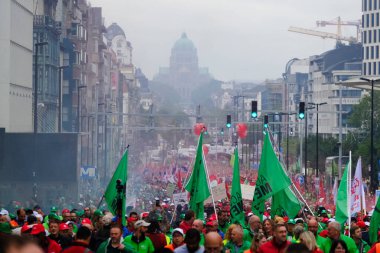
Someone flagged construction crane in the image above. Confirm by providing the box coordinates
[288,26,358,43]
[316,16,361,42]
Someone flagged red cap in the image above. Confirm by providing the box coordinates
[209,214,217,221]
[127,217,138,223]
[21,224,32,233]
[206,221,214,226]
[322,218,329,223]
[283,217,289,223]
[319,230,328,238]
[357,221,366,228]
[62,209,70,214]
[59,223,69,231]
[81,218,92,225]
[30,224,45,235]
[141,212,149,218]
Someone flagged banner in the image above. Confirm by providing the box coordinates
[241,184,255,200]
[205,183,227,204]
[351,157,362,214]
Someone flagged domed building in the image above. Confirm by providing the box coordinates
[106,22,133,67]
[154,33,212,106]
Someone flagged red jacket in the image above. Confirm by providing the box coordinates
[47,238,62,253]
[179,221,192,234]
[62,241,93,253]
[257,239,290,253]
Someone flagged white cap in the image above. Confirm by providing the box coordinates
[0,209,9,216]
[365,221,370,226]
[134,220,151,228]
[172,228,184,236]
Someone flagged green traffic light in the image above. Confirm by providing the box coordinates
[264,123,268,128]
[299,113,305,119]
[226,123,231,128]
[251,112,257,118]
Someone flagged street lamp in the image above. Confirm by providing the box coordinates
[360,77,380,192]
[309,102,327,177]
[33,42,48,133]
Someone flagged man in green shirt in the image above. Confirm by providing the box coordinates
[350,225,370,253]
[321,221,359,253]
[123,220,155,253]
[225,226,250,253]
[307,219,326,249]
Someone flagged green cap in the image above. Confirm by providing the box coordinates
[321,210,327,214]
[48,213,61,221]
[287,219,296,225]
[76,210,84,217]
[180,214,185,219]
[157,215,163,221]
[0,222,12,234]
[50,206,58,213]
[9,214,16,220]
[94,210,103,217]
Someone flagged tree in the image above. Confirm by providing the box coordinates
[345,91,380,173]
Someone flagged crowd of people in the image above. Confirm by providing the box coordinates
[0,201,377,253]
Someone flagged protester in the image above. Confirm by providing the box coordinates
[244,233,266,253]
[263,219,274,239]
[307,219,326,249]
[244,215,261,242]
[204,232,224,253]
[146,220,167,251]
[63,226,93,253]
[165,228,185,251]
[224,224,239,245]
[320,222,357,253]
[330,239,349,253]
[179,210,195,234]
[257,223,290,253]
[97,225,136,253]
[192,219,205,245]
[31,223,62,253]
[174,228,204,253]
[123,220,155,253]
[350,225,370,253]
[299,231,323,253]
[224,226,251,253]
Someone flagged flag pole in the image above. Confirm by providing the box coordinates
[202,144,218,222]
[348,151,352,236]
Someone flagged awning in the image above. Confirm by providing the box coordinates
[338,77,380,91]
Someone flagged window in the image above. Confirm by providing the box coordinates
[364,31,367,43]
[370,0,372,10]
[366,46,369,59]
[362,15,365,28]
[375,30,378,43]
[372,46,374,59]
[370,30,372,43]
[363,62,367,75]
[364,0,367,11]
[377,45,379,58]
[374,62,377,75]
[372,13,375,27]
[367,14,370,28]
[377,13,379,26]
[376,0,378,9]
[369,62,372,75]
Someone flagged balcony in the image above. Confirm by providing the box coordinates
[33,15,61,35]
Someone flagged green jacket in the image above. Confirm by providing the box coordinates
[316,235,327,249]
[321,235,359,253]
[225,240,251,253]
[123,234,155,253]
[355,239,370,253]
[96,238,136,253]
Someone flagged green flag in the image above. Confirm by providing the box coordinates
[252,132,291,217]
[185,133,211,219]
[370,196,380,244]
[335,162,350,227]
[230,148,245,225]
[272,186,302,218]
[104,149,128,226]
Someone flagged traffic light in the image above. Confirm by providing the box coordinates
[226,115,231,128]
[264,115,269,128]
[298,102,305,119]
[220,128,224,135]
[251,101,258,118]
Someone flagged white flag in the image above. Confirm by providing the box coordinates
[332,176,338,204]
[351,157,363,214]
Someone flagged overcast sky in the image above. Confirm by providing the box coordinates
[90,0,361,82]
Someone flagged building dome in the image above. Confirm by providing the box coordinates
[106,22,126,40]
[173,33,195,51]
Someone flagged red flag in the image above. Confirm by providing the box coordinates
[225,182,231,200]
[177,169,182,189]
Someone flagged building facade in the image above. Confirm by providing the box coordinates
[362,0,380,76]
[0,0,34,132]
